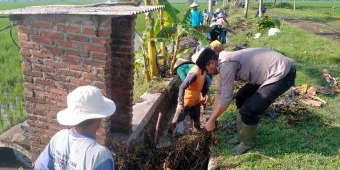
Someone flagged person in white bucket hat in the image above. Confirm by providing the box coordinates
[34,85,117,170]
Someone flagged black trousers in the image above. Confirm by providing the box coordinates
[235,65,296,125]
[177,104,201,125]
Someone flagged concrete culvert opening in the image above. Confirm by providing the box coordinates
[0,147,32,169]
[115,131,212,170]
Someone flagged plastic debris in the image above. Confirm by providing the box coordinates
[268,27,280,36]
[254,33,261,39]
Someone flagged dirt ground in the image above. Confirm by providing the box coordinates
[283,17,340,43]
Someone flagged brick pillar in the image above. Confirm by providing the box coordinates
[110,16,135,133]
[16,14,135,161]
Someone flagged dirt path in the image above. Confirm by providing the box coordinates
[283,17,340,43]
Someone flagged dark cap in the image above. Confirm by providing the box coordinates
[191,47,217,70]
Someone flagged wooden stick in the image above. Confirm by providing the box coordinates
[154,112,163,145]
[310,95,327,104]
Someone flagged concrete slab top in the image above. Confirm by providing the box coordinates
[0,123,29,148]
[132,92,163,132]
[0,3,164,16]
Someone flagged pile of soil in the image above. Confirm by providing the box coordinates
[116,131,212,170]
[268,102,313,126]
[178,36,199,53]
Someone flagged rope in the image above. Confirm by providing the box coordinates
[0,21,19,49]
[0,25,12,32]
[9,21,20,49]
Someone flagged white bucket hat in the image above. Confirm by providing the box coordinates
[57,85,116,126]
[216,18,226,26]
[190,2,199,8]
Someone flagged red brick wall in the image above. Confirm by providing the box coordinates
[17,14,135,161]
[110,16,135,133]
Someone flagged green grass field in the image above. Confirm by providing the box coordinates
[0,15,23,131]
[0,1,340,168]
[270,1,340,28]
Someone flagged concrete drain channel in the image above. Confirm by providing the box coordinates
[116,108,214,170]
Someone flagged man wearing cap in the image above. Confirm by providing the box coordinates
[189,1,203,27]
[34,85,116,170]
[204,48,296,155]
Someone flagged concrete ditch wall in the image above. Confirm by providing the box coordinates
[119,77,179,148]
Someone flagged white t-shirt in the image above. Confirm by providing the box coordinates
[34,129,115,170]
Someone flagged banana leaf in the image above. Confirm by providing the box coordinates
[156,26,177,39]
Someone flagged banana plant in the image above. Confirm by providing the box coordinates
[156,0,180,66]
[157,9,208,75]
[144,0,159,78]
[143,0,207,77]
[142,0,180,79]
[135,45,151,81]
[144,12,159,78]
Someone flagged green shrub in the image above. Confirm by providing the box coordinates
[256,16,275,30]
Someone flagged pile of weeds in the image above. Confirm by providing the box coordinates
[115,131,212,170]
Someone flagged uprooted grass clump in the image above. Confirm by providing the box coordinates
[115,131,212,170]
[269,103,314,126]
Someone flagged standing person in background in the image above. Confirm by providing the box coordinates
[202,48,296,155]
[189,1,203,28]
[34,85,117,170]
[203,9,212,25]
[255,7,267,17]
